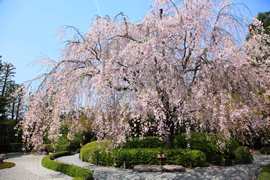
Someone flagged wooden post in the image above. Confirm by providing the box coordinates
[157,154,165,166]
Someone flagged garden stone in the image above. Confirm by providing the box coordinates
[36,145,49,155]
[0,154,7,160]
[133,165,186,172]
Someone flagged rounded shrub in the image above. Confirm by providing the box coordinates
[174,132,218,161]
[80,140,112,163]
[235,146,253,164]
[174,132,239,161]
[258,163,270,180]
[124,136,166,149]
[69,137,80,151]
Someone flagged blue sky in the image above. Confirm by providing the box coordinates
[0,0,269,85]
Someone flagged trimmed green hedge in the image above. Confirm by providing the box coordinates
[80,140,207,168]
[174,132,239,161]
[42,151,93,180]
[258,164,270,180]
[124,137,166,148]
[87,147,206,169]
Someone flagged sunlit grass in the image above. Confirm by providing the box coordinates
[0,162,16,170]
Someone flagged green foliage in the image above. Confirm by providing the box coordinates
[258,163,270,180]
[42,151,93,180]
[260,147,270,154]
[91,148,206,169]
[58,136,69,145]
[68,136,80,151]
[0,120,22,144]
[235,146,253,164]
[80,140,206,169]
[43,144,69,152]
[174,132,239,161]
[124,137,166,148]
[174,132,218,161]
[80,140,112,162]
[0,162,16,169]
[257,11,270,35]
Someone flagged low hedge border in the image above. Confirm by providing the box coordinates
[258,164,270,180]
[89,148,206,169]
[41,151,93,180]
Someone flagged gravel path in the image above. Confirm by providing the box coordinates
[1,152,269,180]
[0,152,73,180]
[56,153,270,180]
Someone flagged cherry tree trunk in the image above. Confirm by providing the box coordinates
[166,122,175,149]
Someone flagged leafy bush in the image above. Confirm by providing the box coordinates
[258,163,270,180]
[91,147,206,169]
[42,151,93,180]
[235,146,253,164]
[174,132,239,161]
[68,136,80,151]
[57,136,80,151]
[80,140,112,162]
[58,136,69,145]
[260,146,270,155]
[43,144,69,152]
[124,137,166,149]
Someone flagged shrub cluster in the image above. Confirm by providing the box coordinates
[80,140,112,162]
[42,151,93,180]
[174,132,239,162]
[235,146,253,164]
[258,163,270,180]
[82,145,206,169]
[113,148,206,168]
[43,144,69,152]
[80,133,251,169]
[259,146,270,155]
[124,137,166,148]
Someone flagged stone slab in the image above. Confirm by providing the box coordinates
[133,165,186,172]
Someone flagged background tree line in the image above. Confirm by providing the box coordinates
[0,55,24,144]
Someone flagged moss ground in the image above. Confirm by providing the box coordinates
[0,162,16,170]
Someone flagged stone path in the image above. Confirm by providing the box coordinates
[56,153,270,180]
[0,153,73,180]
[1,152,269,179]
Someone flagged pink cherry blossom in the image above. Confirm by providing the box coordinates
[18,0,270,150]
